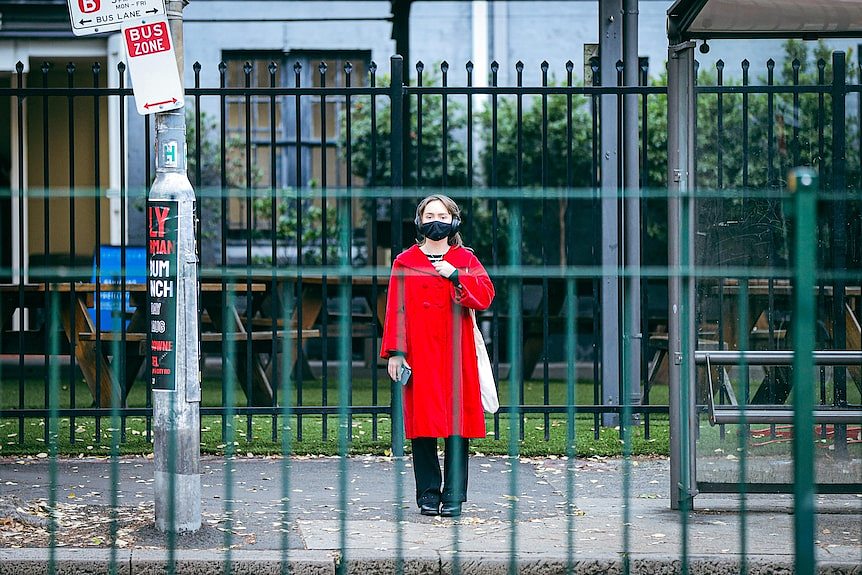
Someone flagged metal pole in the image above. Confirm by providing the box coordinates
[667,41,697,512]
[391,0,412,227]
[389,55,405,457]
[151,0,201,533]
[599,0,622,427]
[830,51,848,457]
[622,0,641,421]
[789,167,818,575]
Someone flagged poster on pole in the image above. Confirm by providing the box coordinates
[122,16,185,116]
[148,201,179,391]
[67,0,165,36]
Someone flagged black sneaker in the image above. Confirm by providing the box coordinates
[420,502,440,516]
[440,502,462,517]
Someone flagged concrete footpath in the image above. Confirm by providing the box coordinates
[0,455,860,574]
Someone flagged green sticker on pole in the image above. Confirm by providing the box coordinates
[148,200,179,391]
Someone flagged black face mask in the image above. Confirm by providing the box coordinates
[419,220,454,241]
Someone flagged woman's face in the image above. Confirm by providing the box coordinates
[421,199,452,224]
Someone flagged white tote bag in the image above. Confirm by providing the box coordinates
[470,309,499,413]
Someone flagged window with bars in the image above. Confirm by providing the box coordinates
[289,51,370,189]
[221,50,370,239]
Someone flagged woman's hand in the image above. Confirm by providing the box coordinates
[432,260,457,279]
[387,355,411,381]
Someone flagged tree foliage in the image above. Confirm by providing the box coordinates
[341,42,860,270]
[693,41,860,270]
[347,72,468,188]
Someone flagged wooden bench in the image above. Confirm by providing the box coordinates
[242,316,376,338]
[486,279,596,379]
[77,328,321,405]
[77,329,322,350]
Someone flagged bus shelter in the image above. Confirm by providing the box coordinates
[666,0,862,510]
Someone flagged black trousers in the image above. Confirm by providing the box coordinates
[411,436,469,507]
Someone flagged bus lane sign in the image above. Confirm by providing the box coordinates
[67,0,165,36]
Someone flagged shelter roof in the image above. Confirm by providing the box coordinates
[668,0,862,41]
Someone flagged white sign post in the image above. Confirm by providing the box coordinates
[122,17,185,116]
[67,0,165,36]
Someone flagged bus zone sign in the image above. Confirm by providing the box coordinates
[122,17,185,115]
[67,0,165,36]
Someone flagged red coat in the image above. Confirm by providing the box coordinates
[380,244,495,439]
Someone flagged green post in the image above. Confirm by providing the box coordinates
[789,167,817,575]
[389,55,405,457]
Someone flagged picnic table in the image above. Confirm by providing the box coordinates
[0,281,292,407]
[709,278,861,404]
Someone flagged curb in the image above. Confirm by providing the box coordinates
[0,549,860,575]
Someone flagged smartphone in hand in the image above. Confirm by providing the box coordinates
[398,365,412,386]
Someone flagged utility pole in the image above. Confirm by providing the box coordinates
[599,0,622,427]
[622,0,642,420]
[150,0,201,533]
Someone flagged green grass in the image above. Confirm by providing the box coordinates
[0,413,670,458]
[6,372,856,460]
[0,375,671,457]
[0,375,672,409]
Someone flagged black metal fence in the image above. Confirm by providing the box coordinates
[1,49,860,453]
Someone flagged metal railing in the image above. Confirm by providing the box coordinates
[0,55,675,447]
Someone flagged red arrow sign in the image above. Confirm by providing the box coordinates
[144,98,178,109]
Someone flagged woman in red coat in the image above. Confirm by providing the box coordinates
[380,194,495,518]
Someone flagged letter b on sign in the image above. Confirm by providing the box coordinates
[78,0,100,13]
